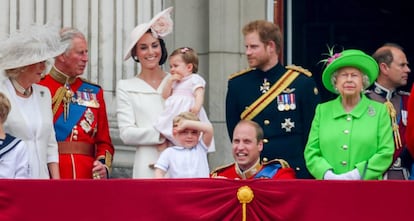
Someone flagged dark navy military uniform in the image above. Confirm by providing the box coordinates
[225,63,320,179]
[366,82,412,179]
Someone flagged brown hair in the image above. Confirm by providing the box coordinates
[372,43,404,67]
[242,20,282,54]
[234,120,264,143]
[170,47,199,73]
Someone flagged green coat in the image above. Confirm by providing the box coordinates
[304,95,394,180]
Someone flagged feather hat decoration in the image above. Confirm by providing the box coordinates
[0,23,69,70]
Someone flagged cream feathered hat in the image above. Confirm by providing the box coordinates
[124,7,173,61]
[0,23,68,70]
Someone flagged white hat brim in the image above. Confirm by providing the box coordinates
[124,7,173,61]
[0,23,68,70]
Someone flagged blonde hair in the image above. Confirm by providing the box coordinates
[0,92,11,124]
[170,47,199,73]
[173,112,200,127]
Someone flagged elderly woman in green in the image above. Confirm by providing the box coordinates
[304,49,394,180]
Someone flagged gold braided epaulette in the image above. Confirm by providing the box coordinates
[210,162,235,175]
[263,158,291,168]
[228,68,253,80]
[286,65,312,77]
[80,78,102,88]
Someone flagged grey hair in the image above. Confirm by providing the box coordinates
[331,70,371,90]
[60,27,86,53]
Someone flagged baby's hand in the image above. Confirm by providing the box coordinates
[171,73,183,81]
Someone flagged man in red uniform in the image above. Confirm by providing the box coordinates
[211,120,295,179]
[39,27,114,179]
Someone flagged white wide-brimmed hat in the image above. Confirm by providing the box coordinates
[0,23,68,70]
[124,7,173,61]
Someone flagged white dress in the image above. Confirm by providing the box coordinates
[154,74,215,152]
[116,74,170,178]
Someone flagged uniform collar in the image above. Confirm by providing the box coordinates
[371,82,396,100]
[235,158,262,179]
[49,66,77,85]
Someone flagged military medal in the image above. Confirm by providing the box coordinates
[283,94,290,111]
[80,119,92,133]
[281,118,295,132]
[76,90,100,108]
[277,95,285,111]
[260,78,270,94]
[84,108,95,125]
[289,93,296,110]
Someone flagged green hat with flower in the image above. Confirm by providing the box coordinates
[321,49,379,93]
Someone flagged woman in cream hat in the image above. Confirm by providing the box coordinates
[116,7,174,178]
[0,23,68,179]
[304,48,394,180]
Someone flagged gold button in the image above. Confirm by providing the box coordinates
[263,138,268,143]
[264,120,270,125]
[341,161,347,166]
[263,157,268,162]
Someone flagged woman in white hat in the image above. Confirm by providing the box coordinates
[0,23,68,179]
[116,7,174,178]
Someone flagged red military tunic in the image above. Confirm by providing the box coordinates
[210,159,295,179]
[39,67,114,179]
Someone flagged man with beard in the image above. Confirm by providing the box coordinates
[225,20,320,179]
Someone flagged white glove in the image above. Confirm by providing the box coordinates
[323,170,342,180]
[341,168,361,180]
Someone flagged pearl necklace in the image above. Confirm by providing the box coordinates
[11,78,32,96]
